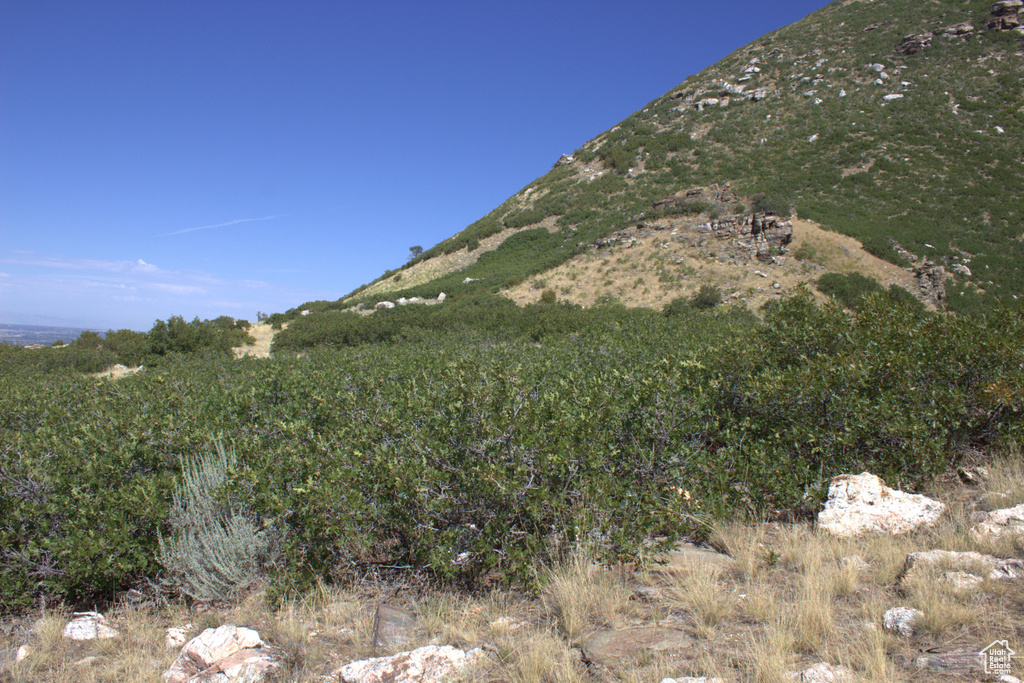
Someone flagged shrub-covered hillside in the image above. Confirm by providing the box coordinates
[2,294,1022,610]
[303,0,1023,317]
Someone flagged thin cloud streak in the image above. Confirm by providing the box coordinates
[162,214,288,236]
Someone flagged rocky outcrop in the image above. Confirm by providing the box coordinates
[988,0,1023,31]
[914,261,946,307]
[899,2,1020,54]
[595,209,792,266]
[817,472,945,537]
[657,184,742,211]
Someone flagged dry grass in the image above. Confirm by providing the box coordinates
[541,548,631,643]
[501,218,923,315]
[667,565,736,638]
[5,450,1023,683]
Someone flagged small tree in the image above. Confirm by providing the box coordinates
[408,245,424,260]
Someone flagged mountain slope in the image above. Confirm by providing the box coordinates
[322,0,1023,316]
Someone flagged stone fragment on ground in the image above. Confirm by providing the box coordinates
[839,555,869,571]
[914,647,985,673]
[650,541,734,578]
[166,624,195,649]
[371,604,420,653]
[334,645,484,683]
[163,625,280,683]
[817,472,944,536]
[883,606,923,637]
[581,627,694,667]
[973,503,1024,539]
[632,585,662,601]
[62,612,118,640]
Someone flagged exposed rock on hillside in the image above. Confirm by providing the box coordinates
[914,261,947,307]
[898,0,1022,54]
[988,0,1023,31]
[817,472,945,536]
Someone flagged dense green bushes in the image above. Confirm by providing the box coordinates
[0,316,253,376]
[2,296,1022,611]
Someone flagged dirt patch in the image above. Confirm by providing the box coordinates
[233,322,279,359]
[502,217,920,313]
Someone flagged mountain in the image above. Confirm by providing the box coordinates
[305,0,1024,317]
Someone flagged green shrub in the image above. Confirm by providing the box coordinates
[540,289,557,304]
[691,285,723,310]
[816,272,882,309]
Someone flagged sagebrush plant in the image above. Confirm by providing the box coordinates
[159,442,278,601]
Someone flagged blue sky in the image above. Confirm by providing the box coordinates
[1,0,829,331]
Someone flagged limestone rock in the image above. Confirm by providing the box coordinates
[163,625,279,683]
[818,472,945,537]
[973,503,1024,539]
[581,627,694,667]
[883,607,923,636]
[335,645,484,683]
[901,549,1024,585]
[62,612,117,641]
[374,301,395,310]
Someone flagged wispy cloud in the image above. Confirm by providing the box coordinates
[0,249,311,330]
[162,214,287,236]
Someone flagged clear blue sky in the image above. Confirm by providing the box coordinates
[1,0,829,331]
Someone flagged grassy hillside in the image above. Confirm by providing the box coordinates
[299,0,1023,317]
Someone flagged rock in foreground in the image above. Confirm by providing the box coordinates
[818,472,944,537]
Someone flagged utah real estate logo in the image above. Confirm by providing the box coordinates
[982,640,1015,677]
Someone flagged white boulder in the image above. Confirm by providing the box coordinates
[336,645,484,683]
[818,472,944,537]
[883,607,923,636]
[62,612,117,641]
[973,503,1024,539]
